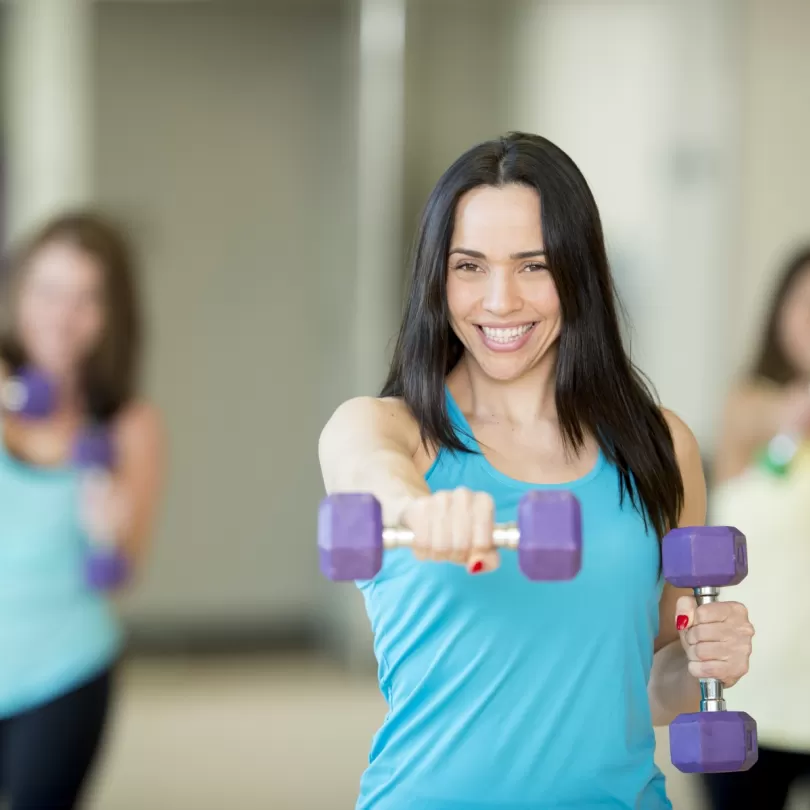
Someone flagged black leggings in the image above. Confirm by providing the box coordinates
[0,668,113,810]
[702,744,810,809]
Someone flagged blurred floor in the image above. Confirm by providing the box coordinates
[85,655,803,810]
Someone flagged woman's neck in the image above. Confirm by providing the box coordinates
[449,351,558,427]
[49,370,85,417]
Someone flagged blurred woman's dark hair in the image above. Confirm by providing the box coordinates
[0,211,143,421]
[750,246,810,386]
[381,131,683,541]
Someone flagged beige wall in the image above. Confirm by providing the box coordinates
[2,0,805,646]
[94,1,356,632]
[735,0,810,373]
[403,0,515,240]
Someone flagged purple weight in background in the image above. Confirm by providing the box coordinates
[72,425,116,470]
[670,711,758,773]
[517,490,582,580]
[6,367,57,418]
[86,548,129,590]
[319,493,383,581]
[662,526,747,589]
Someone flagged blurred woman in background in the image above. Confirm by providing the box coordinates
[706,245,810,809]
[0,212,165,810]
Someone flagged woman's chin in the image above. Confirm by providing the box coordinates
[26,352,76,378]
[471,353,537,382]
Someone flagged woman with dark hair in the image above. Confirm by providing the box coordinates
[0,212,165,809]
[704,246,810,810]
[713,246,810,481]
[319,133,755,809]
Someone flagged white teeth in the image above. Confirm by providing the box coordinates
[480,324,534,343]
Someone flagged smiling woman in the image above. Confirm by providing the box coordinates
[0,212,166,810]
[446,186,559,363]
[318,132,754,810]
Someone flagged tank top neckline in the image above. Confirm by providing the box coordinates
[0,414,75,479]
[442,386,607,491]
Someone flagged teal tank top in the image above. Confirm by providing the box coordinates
[356,390,669,809]
[0,420,123,717]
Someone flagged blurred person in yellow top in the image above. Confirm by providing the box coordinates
[707,245,810,809]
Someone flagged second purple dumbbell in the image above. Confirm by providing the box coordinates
[74,425,130,591]
[318,489,582,581]
[0,366,58,418]
[663,526,758,773]
[0,366,128,589]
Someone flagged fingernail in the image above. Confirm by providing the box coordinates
[676,615,689,631]
[470,560,484,574]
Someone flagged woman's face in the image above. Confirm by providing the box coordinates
[446,183,561,382]
[779,263,810,378]
[16,241,106,377]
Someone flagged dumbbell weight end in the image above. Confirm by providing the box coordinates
[86,548,129,590]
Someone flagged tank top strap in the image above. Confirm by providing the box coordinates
[443,386,480,453]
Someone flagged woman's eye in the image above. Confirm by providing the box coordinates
[456,262,481,272]
[524,263,548,273]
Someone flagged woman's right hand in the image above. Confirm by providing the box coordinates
[401,487,500,574]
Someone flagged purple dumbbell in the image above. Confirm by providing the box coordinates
[0,366,57,418]
[663,526,758,773]
[73,425,129,590]
[72,424,117,470]
[318,489,582,581]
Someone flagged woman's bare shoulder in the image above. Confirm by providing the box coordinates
[112,399,165,449]
[723,378,785,425]
[321,396,422,453]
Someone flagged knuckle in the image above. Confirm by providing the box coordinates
[472,491,495,514]
[433,491,452,510]
[687,661,704,679]
[706,661,724,679]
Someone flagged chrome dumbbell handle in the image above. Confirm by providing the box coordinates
[381,523,520,550]
[694,586,725,712]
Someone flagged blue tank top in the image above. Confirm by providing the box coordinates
[355,390,670,809]
[0,419,123,717]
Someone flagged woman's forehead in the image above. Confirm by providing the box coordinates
[451,185,543,254]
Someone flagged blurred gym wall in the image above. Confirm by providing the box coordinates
[737,0,810,371]
[93,0,357,641]
[1,0,809,659]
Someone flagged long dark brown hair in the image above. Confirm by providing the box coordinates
[382,132,683,540]
[750,246,810,385]
[0,211,143,421]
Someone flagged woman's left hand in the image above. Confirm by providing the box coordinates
[79,473,133,548]
[676,595,755,688]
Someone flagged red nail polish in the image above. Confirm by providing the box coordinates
[470,561,484,574]
[676,615,689,631]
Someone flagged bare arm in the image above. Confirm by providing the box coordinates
[318,396,430,526]
[111,401,167,569]
[648,409,706,726]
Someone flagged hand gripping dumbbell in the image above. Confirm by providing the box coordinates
[318,490,582,581]
[1,366,127,588]
[74,425,130,590]
[662,526,758,773]
[0,366,57,418]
